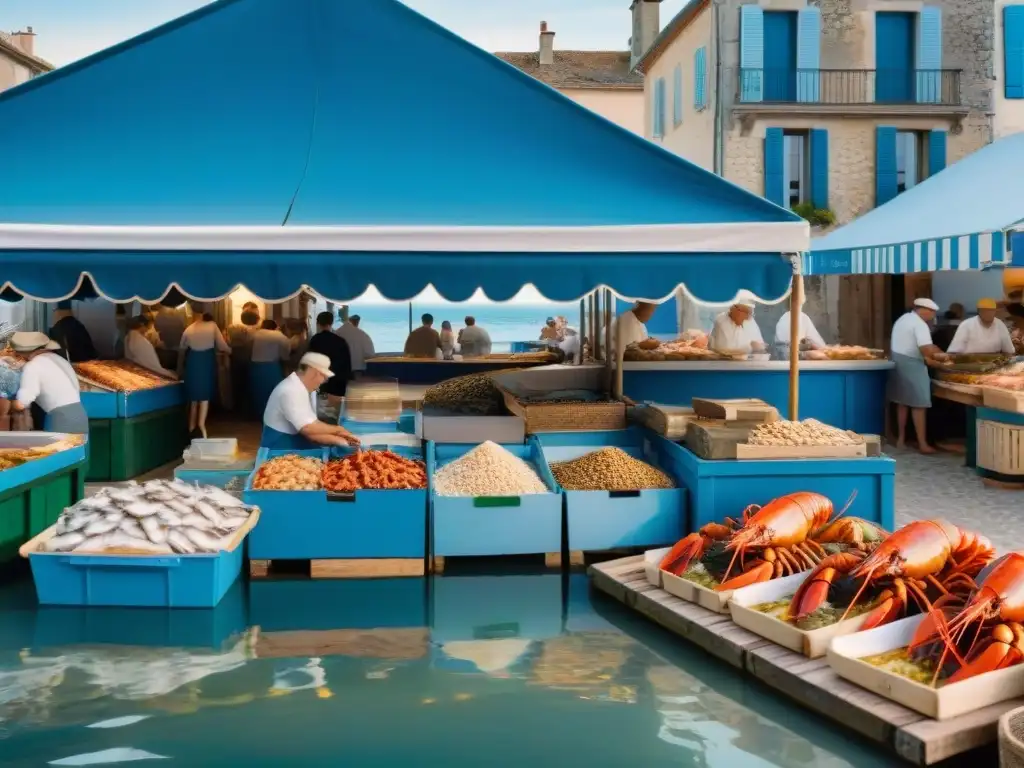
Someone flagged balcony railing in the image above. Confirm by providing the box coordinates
[736,68,962,106]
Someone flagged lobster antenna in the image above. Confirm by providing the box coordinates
[721,539,746,584]
[833,490,858,521]
[836,562,876,623]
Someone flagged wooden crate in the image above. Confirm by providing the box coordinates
[498,387,626,433]
[431,552,563,574]
[982,387,1024,414]
[691,397,779,422]
[976,419,1024,476]
[735,443,867,460]
[249,558,425,580]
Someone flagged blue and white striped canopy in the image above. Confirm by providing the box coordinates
[807,133,1024,276]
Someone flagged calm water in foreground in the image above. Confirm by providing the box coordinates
[0,570,904,767]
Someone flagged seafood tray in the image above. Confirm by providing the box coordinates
[243,446,428,562]
[428,442,562,559]
[644,546,670,588]
[0,433,86,488]
[828,615,1024,720]
[20,509,259,608]
[535,429,686,552]
[662,566,811,614]
[729,571,870,658]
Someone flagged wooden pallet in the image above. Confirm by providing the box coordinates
[249,557,425,580]
[565,547,651,568]
[590,556,1013,766]
[430,552,564,575]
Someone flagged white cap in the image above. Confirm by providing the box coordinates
[913,298,939,311]
[10,331,60,353]
[299,352,334,378]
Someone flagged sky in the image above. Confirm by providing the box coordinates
[2,0,690,66]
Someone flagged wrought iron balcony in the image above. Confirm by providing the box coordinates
[736,68,962,106]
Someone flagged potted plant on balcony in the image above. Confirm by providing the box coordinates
[792,203,836,229]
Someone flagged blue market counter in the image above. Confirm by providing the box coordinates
[623,360,894,435]
[80,382,185,420]
[366,357,551,385]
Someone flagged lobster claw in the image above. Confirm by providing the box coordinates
[788,552,864,619]
[659,534,706,577]
[947,624,1024,684]
[716,560,774,591]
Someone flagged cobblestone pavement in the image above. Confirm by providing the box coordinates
[891,447,1022,553]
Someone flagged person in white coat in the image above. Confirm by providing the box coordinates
[10,332,89,434]
[605,302,656,355]
[774,311,826,349]
[889,298,950,453]
[125,316,177,379]
[946,298,1015,355]
[709,301,765,354]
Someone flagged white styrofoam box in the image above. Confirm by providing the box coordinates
[415,411,525,444]
[828,614,1024,720]
[728,571,869,658]
[644,547,670,588]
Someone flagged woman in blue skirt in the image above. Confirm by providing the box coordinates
[179,311,230,439]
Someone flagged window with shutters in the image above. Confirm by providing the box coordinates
[652,77,666,138]
[895,130,928,194]
[784,131,809,206]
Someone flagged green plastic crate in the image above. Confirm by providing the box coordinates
[0,461,86,566]
[86,405,189,482]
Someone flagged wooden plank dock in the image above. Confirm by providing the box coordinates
[590,555,1020,766]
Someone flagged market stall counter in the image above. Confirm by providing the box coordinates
[622,360,893,435]
[975,393,1024,484]
[75,361,189,481]
[366,353,556,385]
[0,432,87,568]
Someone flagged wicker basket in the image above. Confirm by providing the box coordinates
[499,386,627,433]
[1000,705,1024,767]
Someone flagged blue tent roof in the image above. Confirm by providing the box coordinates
[806,133,1024,276]
[0,0,805,303]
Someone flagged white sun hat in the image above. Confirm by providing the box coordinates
[299,352,334,378]
[10,331,60,353]
[913,297,940,311]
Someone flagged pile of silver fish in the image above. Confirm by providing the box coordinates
[45,479,256,555]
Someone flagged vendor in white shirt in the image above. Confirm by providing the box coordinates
[125,316,178,379]
[888,298,950,454]
[609,302,656,353]
[946,298,1015,355]
[10,332,89,435]
[774,311,826,350]
[709,300,766,354]
[261,352,361,450]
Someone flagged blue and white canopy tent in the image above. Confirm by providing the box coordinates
[806,132,1024,276]
[0,0,809,403]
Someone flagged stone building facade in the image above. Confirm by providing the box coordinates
[0,28,52,92]
[636,0,994,345]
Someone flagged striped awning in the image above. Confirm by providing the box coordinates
[804,231,1007,275]
[809,133,1024,276]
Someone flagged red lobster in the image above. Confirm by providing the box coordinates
[789,520,993,630]
[910,552,1024,684]
[660,491,864,592]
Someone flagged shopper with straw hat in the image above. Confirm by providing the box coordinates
[10,332,89,435]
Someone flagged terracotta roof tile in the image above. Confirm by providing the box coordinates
[495,50,642,90]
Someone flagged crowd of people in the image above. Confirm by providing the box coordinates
[403,314,492,359]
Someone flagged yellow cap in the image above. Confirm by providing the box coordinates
[977,298,998,310]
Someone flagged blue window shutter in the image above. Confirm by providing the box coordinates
[876,126,898,205]
[915,8,942,103]
[810,129,829,209]
[653,77,665,137]
[764,128,785,206]
[928,129,947,177]
[740,6,765,102]
[1005,6,1024,99]
[673,65,683,125]
[796,8,821,102]
[694,47,707,110]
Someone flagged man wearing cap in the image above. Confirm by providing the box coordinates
[889,298,950,453]
[947,299,1015,356]
[709,300,766,355]
[10,332,89,435]
[261,352,360,450]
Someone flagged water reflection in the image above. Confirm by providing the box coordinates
[0,572,903,766]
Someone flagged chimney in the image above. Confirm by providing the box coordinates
[10,27,35,57]
[539,21,555,66]
[629,1,662,69]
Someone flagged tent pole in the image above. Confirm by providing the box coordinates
[594,290,602,361]
[408,302,412,335]
[579,298,585,365]
[788,271,802,420]
[588,293,596,361]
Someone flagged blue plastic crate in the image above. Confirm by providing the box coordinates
[535,428,687,552]
[243,446,427,561]
[80,391,118,419]
[25,541,247,608]
[428,441,562,558]
[249,578,428,631]
[120,383,185,418]
[430,572,564,642]
[31,581,247,649]
[660,436,896,532]
[0,436,87,493]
